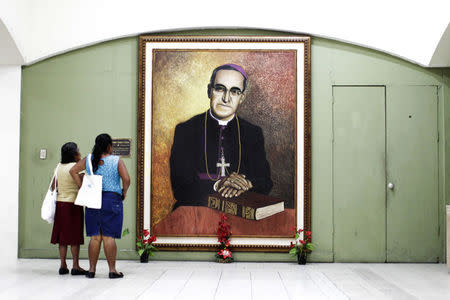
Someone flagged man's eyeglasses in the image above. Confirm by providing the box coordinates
[212,85,243,97]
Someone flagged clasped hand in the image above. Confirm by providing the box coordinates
[217,172,253,198]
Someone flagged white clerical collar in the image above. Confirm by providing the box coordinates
[209,110,234,126]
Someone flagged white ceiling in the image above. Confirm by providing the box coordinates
[0,0,449,67]
[0,19,23,65]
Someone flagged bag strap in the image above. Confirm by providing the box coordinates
[87,154,95,175]
[48,163,60,191]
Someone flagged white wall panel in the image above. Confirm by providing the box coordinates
[0,66,21,268]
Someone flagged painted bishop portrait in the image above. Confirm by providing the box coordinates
[169,64,273,211]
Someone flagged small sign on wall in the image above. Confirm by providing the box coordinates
[112,138,131,157]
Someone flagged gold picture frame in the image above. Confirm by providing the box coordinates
[137,35,311,252]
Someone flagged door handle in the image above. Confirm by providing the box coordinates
[388,182,394,190]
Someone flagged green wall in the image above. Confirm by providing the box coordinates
[310,39,446,262]
[445,68,450,206]
[19,30,449,262]
[20,38,139,259]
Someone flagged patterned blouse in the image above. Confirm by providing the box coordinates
[86,155,122,195]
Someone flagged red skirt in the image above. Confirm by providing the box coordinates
[51,202,84,245]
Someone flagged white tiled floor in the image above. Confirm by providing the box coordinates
[1,259,449,299]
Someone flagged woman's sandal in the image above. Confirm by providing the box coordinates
[85,272,95,278]
[109,272,124,279]
[71,268,88,276]
[58,267,69,275]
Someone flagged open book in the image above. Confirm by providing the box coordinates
[207,191,285,220]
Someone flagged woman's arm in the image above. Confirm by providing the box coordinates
[51,177,57,191]
[70,157,87,188]
[118,159,130,200]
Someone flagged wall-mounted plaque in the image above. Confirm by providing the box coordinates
[112,138,131,157]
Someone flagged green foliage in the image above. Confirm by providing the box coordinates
[289,228,315,257]
[289,248,298,255]
[136,230,158,258]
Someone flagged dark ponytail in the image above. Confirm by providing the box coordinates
[91,133,112,172]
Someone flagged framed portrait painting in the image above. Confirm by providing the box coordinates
[137,35,311,251]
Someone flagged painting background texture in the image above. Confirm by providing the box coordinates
[151,50,296,227]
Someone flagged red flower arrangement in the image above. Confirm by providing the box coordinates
[217,249,232,258]
[215,213,233,263]
[289,227,315,263]
[136,229,158,260]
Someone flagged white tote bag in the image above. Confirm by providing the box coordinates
[41,164,59,224]
[74,154,102,209]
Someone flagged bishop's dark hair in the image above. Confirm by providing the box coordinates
[91,133,112,172]
[61,142,79,164]
[207,65,247,98]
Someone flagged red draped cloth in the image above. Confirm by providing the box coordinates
[153,206,295,236]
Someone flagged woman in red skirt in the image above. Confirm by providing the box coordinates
[50,142,87,275]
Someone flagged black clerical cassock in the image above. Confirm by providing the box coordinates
[170,111,273,210]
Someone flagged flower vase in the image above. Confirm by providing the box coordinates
[297,252,307,265]
[217,258,229,263]
[140,251,149,263]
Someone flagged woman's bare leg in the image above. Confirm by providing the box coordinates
[59,245,68,269]
[88,235,102,273]
[102,236,118,273]
[70,245,84,270]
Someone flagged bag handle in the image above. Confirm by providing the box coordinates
[48,163,60,191]
[87,153,95,175]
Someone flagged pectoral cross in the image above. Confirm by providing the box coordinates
[216,154,230,177]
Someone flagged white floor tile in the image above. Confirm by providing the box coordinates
[215,269,252,300]
[308,269,349,299]
[137,268,192,299]
[251,270,289,300]
[176,270,222,300]
[279,270,329,299]
[2,260,449,300]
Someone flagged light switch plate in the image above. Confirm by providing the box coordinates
[40,149,47,160]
